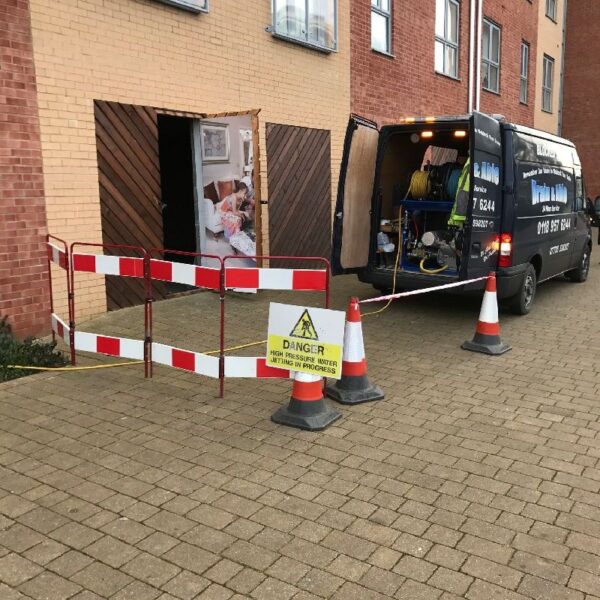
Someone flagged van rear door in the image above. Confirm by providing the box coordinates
[462,112,503,279]
[332,116,379,275]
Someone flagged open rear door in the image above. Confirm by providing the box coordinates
[332,116,380,275]
[462,111,503,278]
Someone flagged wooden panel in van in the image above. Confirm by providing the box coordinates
[339,125,379,269]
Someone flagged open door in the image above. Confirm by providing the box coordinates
[332,116,380,275]
[462,111,503,278]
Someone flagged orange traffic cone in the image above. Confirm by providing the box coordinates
[272,372,341,431]
[462,273,511,355]
[325,297,384,405]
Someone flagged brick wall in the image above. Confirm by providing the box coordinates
[351,0,537,126]
[0,0,50,337]
[28,0,350,321]
[562,0,600,198]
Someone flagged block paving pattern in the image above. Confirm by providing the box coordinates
[1,265,600,599]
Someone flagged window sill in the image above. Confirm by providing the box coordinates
[435,70,461,83]
[542,108,554,114]
[154,0,208,13]
[520,101,528,106]
[483,87,501,97]
[545,14,558,23]
[269,30,336,54]
[371,48,395,59]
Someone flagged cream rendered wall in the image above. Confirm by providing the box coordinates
[29,0,350,319]
[534,0,565,134]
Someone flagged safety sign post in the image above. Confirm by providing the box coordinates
[266,303,345,379]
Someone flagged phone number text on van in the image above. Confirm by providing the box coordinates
[537,217,571,236]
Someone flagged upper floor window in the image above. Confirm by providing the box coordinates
[542,54,555,112]
[371,0,392,55]
[520,41,529,104]
[546,0,557,21]
[435,0,460,78]
[272,0,337,52]
[155,0,208,12]
[482,19,501,93]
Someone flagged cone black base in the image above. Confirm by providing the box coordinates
[462,335,511,355]
[326,374,384,405]
[271,398,341,431]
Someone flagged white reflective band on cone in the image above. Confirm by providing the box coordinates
[479,291,499,324]
[343,321,365,363]
[295,371,320,383]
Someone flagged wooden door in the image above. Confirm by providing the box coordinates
[94,101,166,309]
[266,124,331,266]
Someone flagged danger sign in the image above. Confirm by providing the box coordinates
[267,303,345,379]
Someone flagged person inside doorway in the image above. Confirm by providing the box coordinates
[219,182,250,239]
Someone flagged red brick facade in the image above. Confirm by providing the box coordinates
[0,0,50,337]
[562,1,600,198]
[351,0,537,126]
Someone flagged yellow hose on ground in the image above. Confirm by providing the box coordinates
[4,361,143,372]
[419,258,449,274]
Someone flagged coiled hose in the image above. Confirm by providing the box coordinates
[446,168,462,200]
[407,170,430,199]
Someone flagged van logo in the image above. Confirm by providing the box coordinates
[531,180,568,206]
[536,143,557,159]
[474,161,499,185]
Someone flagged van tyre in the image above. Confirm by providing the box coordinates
[509,264,537,315]
[566,245,591,283]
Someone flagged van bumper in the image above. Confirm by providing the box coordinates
[496,264,527,299]
[357,269,486,295]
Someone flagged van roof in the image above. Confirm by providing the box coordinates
[504,122,576,149]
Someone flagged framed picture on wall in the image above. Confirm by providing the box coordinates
[201,122,230,163]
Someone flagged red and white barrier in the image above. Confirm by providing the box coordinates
[149,259,220,290]
[225,268,327,291]
[152,343,220,378]
[72,253,145,278]
[74,331,145,360]
[51,313,70,345]
[47,243,68,270]
[224,357,290,379]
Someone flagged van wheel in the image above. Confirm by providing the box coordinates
[509,264,537,315]
[566,245,591,283]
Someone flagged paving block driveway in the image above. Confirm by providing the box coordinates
[1,261,600,600]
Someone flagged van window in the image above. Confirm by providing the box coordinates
[575,176,585,212]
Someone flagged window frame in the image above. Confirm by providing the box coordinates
[542,54,555,113]
[520,41,529,104]
[371,0,393,56]
[434,0,460,79]
[545,0,557,22]
[271,0,338,53]
[154,0,208,13]
[482,18,501,94]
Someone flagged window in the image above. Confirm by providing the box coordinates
[546,0,557,21]
[371,0,392,55]
[435,0,460,78]
[155,0,208,12]
[272,0,337,52]
[575,175,585,212]
[482,19,501,93]
[520,42,529,104]
[542,54,554,112]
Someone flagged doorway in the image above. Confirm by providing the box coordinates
[158,115,197,263]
